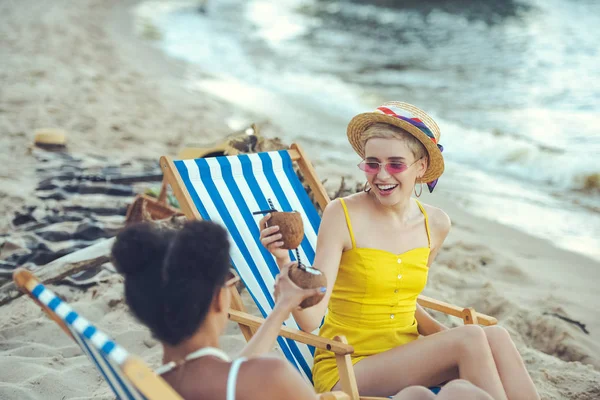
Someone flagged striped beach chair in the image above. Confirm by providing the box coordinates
[159,143,497,400]
[13,269,182,400]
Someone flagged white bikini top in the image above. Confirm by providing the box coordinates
[156,347,247,400]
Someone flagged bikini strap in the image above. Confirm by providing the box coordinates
[339,199,356,249]
[227,357,247,400]
[415,199,431,248]
[155,347,230,375]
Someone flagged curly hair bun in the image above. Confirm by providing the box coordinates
[165,221,230,280]
[111,223,171,276]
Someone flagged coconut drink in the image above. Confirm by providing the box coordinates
[253,199,304,249]
[269,211,304,249]
[288,260,327,309]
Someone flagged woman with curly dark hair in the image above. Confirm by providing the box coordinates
[111,219,329,400]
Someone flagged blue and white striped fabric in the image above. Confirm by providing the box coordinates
[30,282,146,400]
[174,150,322,382]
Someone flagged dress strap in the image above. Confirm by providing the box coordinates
[415,199,431,248]
[339,199,356,249]
[227,357,247,400]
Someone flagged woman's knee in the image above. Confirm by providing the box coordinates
[391,386,436,400]
[438,380,493,400]
[484,325,512,347]
[454,325,488,353]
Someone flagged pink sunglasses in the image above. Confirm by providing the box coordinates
[358,158,421,175]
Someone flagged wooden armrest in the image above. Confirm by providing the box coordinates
[228,310,354,355]
[417,295,497,326]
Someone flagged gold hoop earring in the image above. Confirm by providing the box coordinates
[363,182,371,193]
[414,182,423,198]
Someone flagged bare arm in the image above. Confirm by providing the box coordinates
[258,199,348,333]
[238,303,294,358]
[416,303,449,335]
[416,206,452,335]
[289,199,347,332]
[239,262,325,357]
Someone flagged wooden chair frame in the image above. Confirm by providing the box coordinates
[159,143,497,400]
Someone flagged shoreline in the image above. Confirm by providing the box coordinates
[1,1,599,399]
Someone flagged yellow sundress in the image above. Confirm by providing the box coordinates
[312,198,431,393]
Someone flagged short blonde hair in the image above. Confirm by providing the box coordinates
[361,123,427,160]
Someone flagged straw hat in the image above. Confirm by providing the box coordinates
[347,101,444,185]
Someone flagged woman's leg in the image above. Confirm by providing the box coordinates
[483,326,540,400]
[391,386,436,400]
[333,325,508,400]
[437,379,494,400]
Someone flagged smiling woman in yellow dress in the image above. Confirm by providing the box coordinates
[259,102,539,400]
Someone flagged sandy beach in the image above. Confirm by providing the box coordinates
[1,0,599,399]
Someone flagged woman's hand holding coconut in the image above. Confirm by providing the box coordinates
[274,262,327,311]
[259,213,291,264]
[241,260,326,358]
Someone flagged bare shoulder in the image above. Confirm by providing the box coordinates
[239,355,288,376]
[421,203,451,236]
[340,191,368,208]
[322,193,367,224]
[320,197,351,249]
[238,357,314,400]
[323,196,344,218]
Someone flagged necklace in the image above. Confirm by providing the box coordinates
[155,347,230,375]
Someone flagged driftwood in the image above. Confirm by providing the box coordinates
[0,215,190,306]
[544,312,590,335]
[0,238,115,306]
